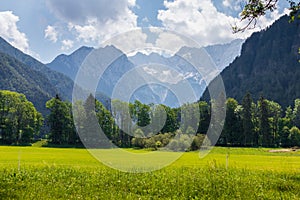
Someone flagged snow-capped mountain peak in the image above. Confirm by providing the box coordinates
[47,39,244,107]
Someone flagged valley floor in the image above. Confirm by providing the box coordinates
[1,147,300,199]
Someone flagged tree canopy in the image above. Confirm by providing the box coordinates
[0,90,43,144]
[46,95,77,145]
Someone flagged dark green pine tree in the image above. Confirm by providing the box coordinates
[83,94,103,148]
[46,95,74,144]
[198,101,210,134]
[96,101,112,137]
[221,98,238,146]
[242,92,255,146]
[259,96,272,147]
[161,105,179,133]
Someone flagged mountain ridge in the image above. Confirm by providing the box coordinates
[48,40,244,107]
[47,46,94,81]
[0,52,56,115]
[201,15,300,107]
[0,37,75,101]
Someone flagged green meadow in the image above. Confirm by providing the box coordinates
[1,146,300,199]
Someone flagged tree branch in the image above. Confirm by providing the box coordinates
[232,0,300,33]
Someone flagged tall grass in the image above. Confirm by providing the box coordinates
[1,166,300,199]
[1,147,300,199]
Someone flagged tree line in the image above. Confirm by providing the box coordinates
[221,93,300,147]
[1,90,300,149]
[45,92,300,149]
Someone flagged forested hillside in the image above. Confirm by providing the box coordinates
[0,52,56,115]
[202,15,300,107]
[0,37,75,101]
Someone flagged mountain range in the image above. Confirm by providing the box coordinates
[0,14,298,112]
[46,39,244,107]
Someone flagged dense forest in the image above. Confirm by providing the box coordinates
[0,37,75,102]
[0,52,56,115]
[202,15,300,107]
[1,90,300,150]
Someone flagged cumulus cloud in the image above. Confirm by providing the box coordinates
[102,28,153,55]
[69,13,138,44]
[153,29,198,54]
[61,39,74,50]
[70,19,99,43]
[222,0,244,11]
[46,0,138,45]
[158,0,288,46]
[46,0,135,24]
[43,0,287,56]
[127,0,136,7]
[0,11,29,52]
[158,0,237,46]
[44,25,58,43]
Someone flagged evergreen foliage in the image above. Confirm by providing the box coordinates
[202,15,300,107]
[0,37,75,101]
[0,52,56,115]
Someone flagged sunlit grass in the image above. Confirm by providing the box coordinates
[1,146,300,199]
[1,146,300,171]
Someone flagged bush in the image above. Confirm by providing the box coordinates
[190,134,206,151]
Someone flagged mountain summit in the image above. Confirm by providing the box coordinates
[47,46,94,81]
[48,40,243,107]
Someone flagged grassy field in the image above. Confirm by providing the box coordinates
[1,146,300,199]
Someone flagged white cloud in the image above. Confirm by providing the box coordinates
[43,0,287,57]
[158,0,238,46]
[69,12,138,45]
[70,19,99,43]
[222,0,243,11]
[128,0,136,7]
[158,0,288,47]
[142,17,149,23]
[44,25,58,43]
[222,0,230,7]
[102,28,153,55]
[46,0,135,24]
[0,11,29,52]
[46,0,138,46]
[154,31,197,54]
[61,39,74,50]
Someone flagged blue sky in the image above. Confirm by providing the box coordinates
[0,0,289,63]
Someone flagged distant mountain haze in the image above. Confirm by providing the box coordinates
[47,39,244,107]
[47,46,94,81]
